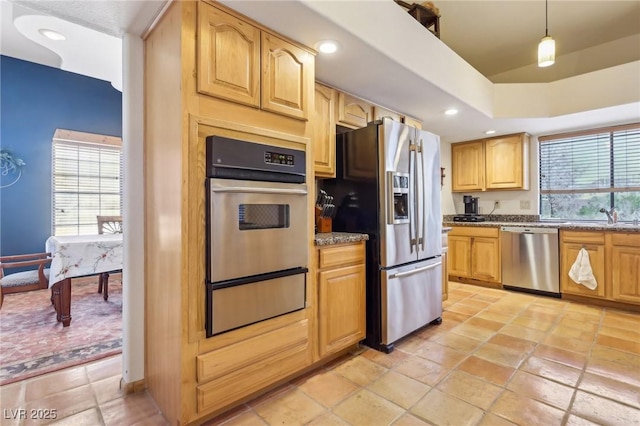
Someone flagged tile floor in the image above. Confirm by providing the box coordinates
[1,282,639,426]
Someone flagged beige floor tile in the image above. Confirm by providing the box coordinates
[471,292,504,303]
[543,334,593,355]
[367,371,430,409]
[595,333,640,355]
[434,332,484,354]
[253,388,325,425]
[393,356,450,386]
[475,310,514,324]
[558,316,599,333]
[507,370,575,410]
[0,381,24,409]
[589,344,640,367]
[200,404,249,425]
[220,410,266,426]
[23,385,97,426]
[246,384,294,408]
[550,324,597,342]
[518,310,559,324]
[413,341,468,368]
[521,356,582,387]
[456,298,492,310]
[306,411,349,426]
[86,355,122,383]
[488,333,537,353]
[578,372,640,409]
[333,389,404,425]
[585,357,640,388]
[511,315,555,332]
[446,303,484,317]
[485,304,525,317]
[131,412,170,425]
[601,312,640,332]
[571,390,640,425]
[391,413,431,426]
[25,365,89,401]
[361,348,411,369]
[565,302,604,318]
[332,355,387,387]
[456,355,515,386]
[395,335,427,354]
[441,310,472,323]
[91,375,125,405]
[490,389,565,425]
[533,344,588,370]
[465,316,505,331]
[99,392,161,426]
[474,342,528,368]
[49,408,102,425]
[564,414,603,426]
[296,370,358,408]
[499,323,547,342]
[436,370,503,410]
[411,388,484,425]
[450,323,497,340]
[477,413,517,426]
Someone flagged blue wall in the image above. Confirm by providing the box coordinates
[0,55,122,256]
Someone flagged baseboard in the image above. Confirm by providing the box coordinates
[120,377,146,395]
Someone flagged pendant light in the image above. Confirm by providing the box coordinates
[538,0,555,67]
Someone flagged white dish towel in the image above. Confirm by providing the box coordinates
[568,248,597,290]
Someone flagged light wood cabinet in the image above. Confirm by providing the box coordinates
[197,3,260,107]
[312,83,336,177]
[451,141,484,192]
[197,1,313,120]
[447,227,500,283]
[451,133,529,192]
[373,105,403,122]
[610,233,640,304]
[560,231,640,307]
[560,236,606,299]
[403,116,423,129]
[316,242,366,358]
[337,92,373,129]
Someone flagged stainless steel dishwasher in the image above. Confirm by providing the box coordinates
[500,226,560,296]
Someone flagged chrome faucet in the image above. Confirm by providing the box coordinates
[599,207,616,224]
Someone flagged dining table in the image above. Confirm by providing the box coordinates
[46,234,123,327]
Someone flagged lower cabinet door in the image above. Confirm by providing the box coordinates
[470,237,500,282]
[448,236,471,277]
[560,243,606,298]
[318,264,365,357]
[611,245,640,304]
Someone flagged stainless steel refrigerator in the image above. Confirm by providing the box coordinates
[326,118,442,353]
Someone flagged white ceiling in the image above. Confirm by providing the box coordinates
[1,0,639,144]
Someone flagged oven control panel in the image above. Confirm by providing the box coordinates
[265,151,295,166]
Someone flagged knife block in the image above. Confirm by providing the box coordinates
[315,206,332,233]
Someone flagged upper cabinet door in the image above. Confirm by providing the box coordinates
[451,141,484,192]
[261,32,313,121]
[313,83,337,178]
[373,106,402,122]
[485,134,529,190]
[337,92,373,129]
[403,116,423,129]
[197,3,260,107]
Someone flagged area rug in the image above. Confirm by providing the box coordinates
[0,274,122,385]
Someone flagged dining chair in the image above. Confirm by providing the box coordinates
[0,253,52,300]
[96,215,123,300]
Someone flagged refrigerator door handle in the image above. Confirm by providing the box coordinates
[390,261,442,278]
[418,138,426,250]
[409,141,418,252]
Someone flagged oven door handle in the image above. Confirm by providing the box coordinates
[211,187,308,195]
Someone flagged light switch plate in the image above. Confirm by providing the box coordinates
[520,200,531,209]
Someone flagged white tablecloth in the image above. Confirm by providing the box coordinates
[45,234,123,288]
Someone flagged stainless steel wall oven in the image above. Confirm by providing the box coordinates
[205,136,308,337]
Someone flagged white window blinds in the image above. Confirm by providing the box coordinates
[52,129,123,236]
[539,124,640,221]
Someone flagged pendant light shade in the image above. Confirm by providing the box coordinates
[538,35,555,67]
[538,0,555,67]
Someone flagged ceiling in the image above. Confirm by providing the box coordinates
[1,0,639,143]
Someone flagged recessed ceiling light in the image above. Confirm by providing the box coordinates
[315,40,338,54]
[444,108,458,116]
[485,130,496,135]
[38,28,66,41]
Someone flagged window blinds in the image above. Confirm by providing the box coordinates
[52,135,122,236]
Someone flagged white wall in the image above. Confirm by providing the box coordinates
[440,137,540,216]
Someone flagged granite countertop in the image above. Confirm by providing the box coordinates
[314,232,369,246]
[443,220,640,233]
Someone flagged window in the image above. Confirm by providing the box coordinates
[539,123,640,222]
[52,129,122,236]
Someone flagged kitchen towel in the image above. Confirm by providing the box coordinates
[568,248,597,290]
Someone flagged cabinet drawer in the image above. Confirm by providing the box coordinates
[611,232,640,247]
[318,242,365,269]
[448,226,499,238]
[561,231,605,245]
[197,319,308,383]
